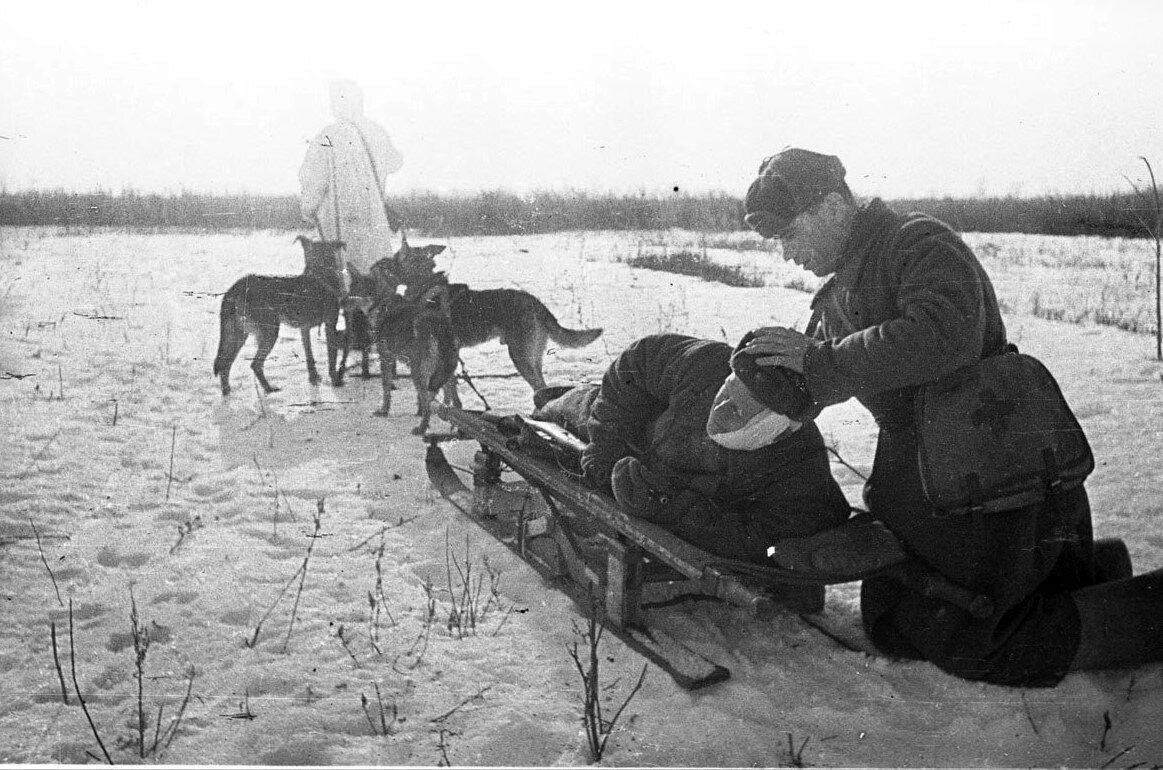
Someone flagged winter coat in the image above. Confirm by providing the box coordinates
[803,199,1097,687]
[299,116,403,273]
[569,334,851,562]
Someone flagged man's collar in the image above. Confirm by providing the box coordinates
[818,199,898,293]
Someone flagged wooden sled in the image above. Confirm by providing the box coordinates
[423,404,992,689]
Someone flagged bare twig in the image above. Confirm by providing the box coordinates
[130,587,151,759]
[159,666,195,750]
[336,624,360,664]
[1140,157,1162,361]
[826,445,868,482]
[221,689,257,720]
[567,598,647,762]
[282,500,325,653]
[1020,691,1040,736]
[251,453,285,536]
[243,498,323,647]
[50,622,70,704]
[368,528,396,653]
[344,516,418,554]
[430,685,493,723]
[436,728,455,767]
[360,693,381,735]
[245,563,306,648]
[392,580,437,674]
[1100,746,1135,769]
[30,517,64,606]
[784,732,811,768]
[164,424,176,502]
[68,599,113,764]
[361,683,399,736]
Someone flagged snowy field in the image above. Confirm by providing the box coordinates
[1,226,1161,766]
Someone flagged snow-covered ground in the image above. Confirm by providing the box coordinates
[1,227,1161,766]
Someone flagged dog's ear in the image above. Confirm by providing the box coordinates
[294,235,311,248]
[425,245,447,257]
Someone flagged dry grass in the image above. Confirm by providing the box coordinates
[965,232,1159,335]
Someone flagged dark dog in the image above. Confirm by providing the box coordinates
[443,284,603,397]
[347,257,458,434]
[213,236,348,395]
[338,236,448,380]
[386,238,604,399]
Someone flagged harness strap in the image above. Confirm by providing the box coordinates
[307,270,347,302]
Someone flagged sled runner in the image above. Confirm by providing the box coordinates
[423,404,993,689]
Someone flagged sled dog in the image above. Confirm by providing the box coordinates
[383,237,604,398]
[212,236,348,395]
[350,257,458,434]
[443,282,604,397]
[338,238,449,380]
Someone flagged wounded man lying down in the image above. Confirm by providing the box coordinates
[531,333,852,610]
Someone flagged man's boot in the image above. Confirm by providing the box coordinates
[1093,537,1133,583]
[765,583,826,614]
[1069,567,1163,671]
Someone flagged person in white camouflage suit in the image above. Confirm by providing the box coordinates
[299,79,404,274]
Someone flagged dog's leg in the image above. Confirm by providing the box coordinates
[335,336,350,387]
[507,333,550,392]
[373,339,395,417]
[325,317,344,387]
[251,324,281,394]
[214,326,247,397]
[442,375,462,409]
[213,293,249,396]
[413,373,432,435]
[350,309,374,379]
[300,327,321,386]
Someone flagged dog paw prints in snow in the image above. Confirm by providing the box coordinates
[150,589,200,606]
[47,601,108,624]
[106,620,173,652]
[218,607,255,627]
[96,545,152,568]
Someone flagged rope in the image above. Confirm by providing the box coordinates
[455,358,491,411]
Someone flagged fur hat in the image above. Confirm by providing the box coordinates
[743,148,847,237]
[728,331,818,422]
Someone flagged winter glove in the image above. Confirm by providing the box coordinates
[730,330,818,422]
[765,514,908,581]
[610,457,679,522]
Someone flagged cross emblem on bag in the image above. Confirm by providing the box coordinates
[970,387,1017,438]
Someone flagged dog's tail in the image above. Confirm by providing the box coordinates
[535,301,603,348]
[212,284,243,377]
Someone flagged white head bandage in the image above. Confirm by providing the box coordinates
[706,374,798,451]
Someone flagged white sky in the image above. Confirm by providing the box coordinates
[2,0,1161,198]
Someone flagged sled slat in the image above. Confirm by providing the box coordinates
[424,438,733,689]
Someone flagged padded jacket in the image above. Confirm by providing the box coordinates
[574,334,851,561]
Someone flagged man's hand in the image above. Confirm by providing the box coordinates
[610,457,674,521]
[737,326,813,374]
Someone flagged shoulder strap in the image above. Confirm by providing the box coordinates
[804,305,823,338]
[341,119,389,208]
